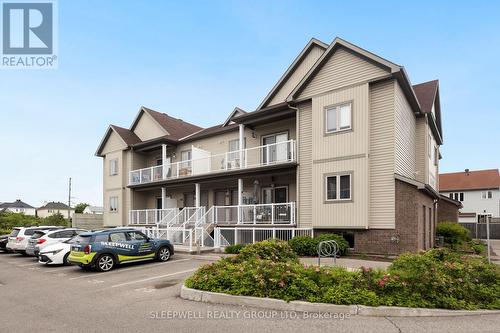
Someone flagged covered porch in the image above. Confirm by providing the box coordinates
[129,168,297,226]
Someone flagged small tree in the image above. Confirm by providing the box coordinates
[74,203,89,214]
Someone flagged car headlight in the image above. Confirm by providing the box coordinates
[41,249,63,255]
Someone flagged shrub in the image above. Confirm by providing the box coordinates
[288,234,349,256]
[437,222,471,248]
[236,239,298,263]
[186,241,500,310]
[224,244,246,254]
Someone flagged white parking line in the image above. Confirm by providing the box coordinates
[68,258,191,280]
[110,268,197,288]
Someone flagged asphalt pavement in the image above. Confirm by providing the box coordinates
[1,251,499,333]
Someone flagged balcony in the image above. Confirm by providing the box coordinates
[129,202,296,226]
[129,140,296,186]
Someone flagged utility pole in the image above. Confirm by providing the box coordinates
[68,177,72,225]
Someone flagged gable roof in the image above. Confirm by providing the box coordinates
[413,80,443,141]
[130,106,202,141]
[95,125,140,157]
[38,201,73,210]
[439,169,500,191]
[257,38,328,110]
[287,37,401,102]
[0,199,34,209]
[222,107,246,127]
[413,80,438,114]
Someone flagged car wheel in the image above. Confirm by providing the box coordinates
[96,254,115,272]
[63,253,70,265]
[156,246,171,262]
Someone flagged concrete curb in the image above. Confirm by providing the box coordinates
[180,285,500,317]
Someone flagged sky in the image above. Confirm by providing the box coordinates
[1,0,499,207]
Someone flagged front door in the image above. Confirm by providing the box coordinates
[184,193,195,208]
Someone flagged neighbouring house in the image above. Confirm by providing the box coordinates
[96,37,444,255]
[37,202,75,219]
[439,169,500,223]
[82,206,104,214]
[0,199,36,216]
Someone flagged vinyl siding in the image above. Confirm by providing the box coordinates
[309,84,370,228]
[298,47,389,100]
[312,157,368,228]
[311,84,369,160]
[394,82,416,179]
[267,45,324,106]
[415,118,427,183]
[100,131,126,155]
[133,112,168,141]
[369,80,395,229]
[297,101,313,227]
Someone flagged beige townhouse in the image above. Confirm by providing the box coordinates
[96,37,445,254]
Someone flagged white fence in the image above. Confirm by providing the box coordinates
[202,202,296,225]
[129,140,296,185]
[214,227,313,248]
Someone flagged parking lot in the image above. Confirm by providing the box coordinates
[1,252,500,333]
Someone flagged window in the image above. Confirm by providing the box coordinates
[109,159,118,176]
[181,150,192,168]
[127,231,147,241]
[325,173,352,201]
[428,134,432,157]
[109,196,118,212]
[228,139,242,164]
[262,133,288,163]
[482,191,493,199]
[325,103,351,133]
[449,192,464,202]
[434,146,439,166]
[109,232,128,242]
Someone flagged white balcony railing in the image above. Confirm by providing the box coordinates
[200,202,296,225]
[129,140,296,186]
[129,208,178,225]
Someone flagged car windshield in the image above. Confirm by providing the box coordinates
[10,229,20,237]
[72,235,91,245]
[31,231,45,239]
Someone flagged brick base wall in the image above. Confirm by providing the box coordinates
[437,199,459,223]
[352,179,435,255]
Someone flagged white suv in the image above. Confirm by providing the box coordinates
[27,228,86,256]
[6,226,61,254]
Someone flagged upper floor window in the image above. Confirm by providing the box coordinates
[109,196,118,212]
[434,146,439,166]
[481,191,493,199]
[449,192,464,202]
[325,173,352,201]
[109,159,118,176]
[325,103,351,134]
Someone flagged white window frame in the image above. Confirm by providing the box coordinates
[109,159,118,176]
[325,102,352,134]
[325,173,352,202]
[109,196,118,212]
[482,191,493,199]
[180,150,192,167]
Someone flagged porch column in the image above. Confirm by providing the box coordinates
[239,124,245,167]
[161,187,166,209]
[195,183,200,208]
[162,144,167,179]
[238,178,243,224]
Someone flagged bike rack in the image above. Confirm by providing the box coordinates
[317,240,339,266]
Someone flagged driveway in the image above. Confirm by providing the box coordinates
[0,252,499,333]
